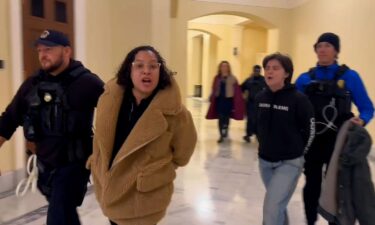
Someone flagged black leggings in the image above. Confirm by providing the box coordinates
[218,114,230,137]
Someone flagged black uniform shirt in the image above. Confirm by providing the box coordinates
[0,60,104,167]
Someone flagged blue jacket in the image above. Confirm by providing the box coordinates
[295,63,374,124]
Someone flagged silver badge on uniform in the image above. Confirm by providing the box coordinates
[44,92,52,102]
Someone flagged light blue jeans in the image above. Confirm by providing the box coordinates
[259,156,305,225]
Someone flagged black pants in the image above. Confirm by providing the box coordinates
[245,102,256,137]
[218,114,230,138]
[216,97,233,138]
[37,161,90,225]
[303,131,336,225]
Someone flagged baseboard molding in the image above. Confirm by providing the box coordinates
[0,169,25,194]
[369,146,375,161]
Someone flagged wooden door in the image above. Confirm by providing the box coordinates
[22,0,74,78]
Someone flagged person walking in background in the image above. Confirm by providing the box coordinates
[0,29,104,225]
[87,46,197,225]
[295,32,374,225]
[206,61,245,143]
[255,53,315,225]
[241,64,266,143]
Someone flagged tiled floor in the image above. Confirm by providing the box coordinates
[0,98,373,225]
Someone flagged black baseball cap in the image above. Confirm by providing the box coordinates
[34,29,70,47]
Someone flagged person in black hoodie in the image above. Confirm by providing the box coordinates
[255,53,315,225]
[0,29,104,225]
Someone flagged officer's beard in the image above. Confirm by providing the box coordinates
[42,52,65,75]
[45,58,64,74]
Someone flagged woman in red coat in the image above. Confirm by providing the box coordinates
[206,61,245,143]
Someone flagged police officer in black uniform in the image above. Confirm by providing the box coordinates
[0,29,104,225]
[296,32,374,225]
[241,65,265,143]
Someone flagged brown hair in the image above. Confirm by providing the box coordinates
[216,60,232,77]
[262,53,294,84]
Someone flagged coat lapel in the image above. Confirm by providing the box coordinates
[99,77,182,169]
[95,81,124,169]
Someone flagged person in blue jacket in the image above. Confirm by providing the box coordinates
[295,32,374,225]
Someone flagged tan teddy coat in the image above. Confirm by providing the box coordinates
[87,77,197,225]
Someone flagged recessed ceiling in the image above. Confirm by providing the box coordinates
[189,15,250,25]
[193,0,310,9]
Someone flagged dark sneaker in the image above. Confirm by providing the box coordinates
[217,136,224,143]
[243,136,251,143]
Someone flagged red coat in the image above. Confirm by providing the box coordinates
[206,75,245,120]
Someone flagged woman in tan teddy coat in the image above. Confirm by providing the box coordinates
[87,46,197,225]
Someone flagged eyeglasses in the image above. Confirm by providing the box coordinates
[132,62,161,71]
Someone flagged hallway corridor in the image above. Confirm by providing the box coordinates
[0,99,373,225]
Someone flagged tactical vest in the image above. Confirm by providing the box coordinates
[304,65,353,135]
[23,67,92,162]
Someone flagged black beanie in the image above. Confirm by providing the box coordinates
[314,32,340,52]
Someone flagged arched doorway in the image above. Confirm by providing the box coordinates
[187,13,277,100]
[187,29,220,99]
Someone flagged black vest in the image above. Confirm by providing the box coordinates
[304,65,353,135]
[23,67,92,162]
[24,67,89,140]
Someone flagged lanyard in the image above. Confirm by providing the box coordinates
[15,154,38,197]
